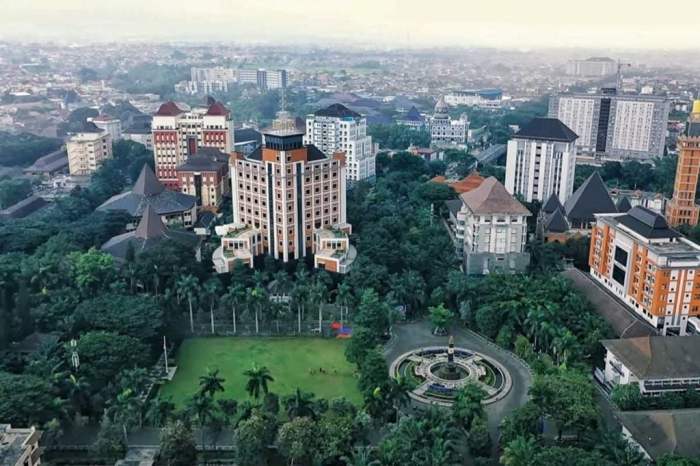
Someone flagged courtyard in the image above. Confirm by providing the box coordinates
[160,337,362,406]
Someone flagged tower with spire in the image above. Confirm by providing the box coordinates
[429,96,468,148]
[666,100,700,227]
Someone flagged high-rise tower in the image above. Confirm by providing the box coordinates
[666,101,700,227]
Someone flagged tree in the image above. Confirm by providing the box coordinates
[0,371,60,425]
[500,436,538,466]
[0,178,32,208]
[68,248,115,296]
[499,401,542,445]
[145,398,176,427]
[341,446,380,466]
[284,388,316,419]
[452,383,486,430]
[468,417,491,458]
[429,303,453,335]
[198,368,226,398]
[611,383,644,411]
[222,283,246,334]
[92,413,127,461]
[176,274,199,333]
[73,293,163,342]
[202,277,222,334]
[244,365,274,399]
[353,289,391,340]
[233,411,277,466]
[276,416,318,466]
[345,326,379,365]
[160,420,197,466]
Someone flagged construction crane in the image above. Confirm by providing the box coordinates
[617,59,632,92]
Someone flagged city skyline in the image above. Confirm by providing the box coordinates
[4,0,700,50]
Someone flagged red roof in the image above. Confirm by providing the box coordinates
[206,101,229,116]
[155,101,183,116]
[431,172,485,194]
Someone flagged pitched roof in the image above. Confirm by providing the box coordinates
[545,209,570,233]
[618,410,700,460]
[133,165,164,196]
[542,193,564,215]
[601,336,700,379]
[564,171,617,224]
[431,173,485,194]
[234,128,262,145]
[135,205,167,239]
[617,206,681,239]
[515,117,578,142]
[315,103,361,119]
[459,177,531,215]
[155,101,183,117]
[402,106,424,122]
[616,196,632,213]
[434,96,448,114]
[206,101,229,116]
[445,198,464,216]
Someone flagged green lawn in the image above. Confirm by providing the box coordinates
[160,337,362,406]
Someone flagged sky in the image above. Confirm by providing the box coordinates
[2,0,700,50]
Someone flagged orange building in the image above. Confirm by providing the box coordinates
[666,101,700,227]
[431,172,485,194]
[589,206,700,335]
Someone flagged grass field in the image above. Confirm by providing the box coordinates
[160,337,362,406]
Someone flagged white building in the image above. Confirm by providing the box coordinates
[237,68,287,90]
[565,57,617,77]
[304,103,376,183]
[446,177,531,275]
[430,97,469,147]
[188,66,236,94]
[505,117,578,203]
[91,115,122,141]
[444,89,503,109]
[549,90,669,161]
[0,424,42,466]
[66,131,112,176]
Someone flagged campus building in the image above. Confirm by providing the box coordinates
[445,177,531,274]
[396,106,427,130]
[505,117,578,203]
[176,147,230,210]
[238,68,288,90]
[443,89,503,109]
[213,112,355,273]
[91,115,122,141]
[304,103,376,183]
[666,101,700,227]
[66,131,112,176]
[430,97,469,147]
[589,206,700,335]
[151,100,233,189]
[549,90,669,161]
[565,57,617,77]
[0,424,42,466]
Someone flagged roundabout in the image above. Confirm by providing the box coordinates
[390,341,511,406]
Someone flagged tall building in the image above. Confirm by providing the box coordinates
[0,424,42,466]
[445,177,531,274]
[304,103,376,183]
[430,97,469,147]
[237,69,287,90]
[66,131,112,175]
[213,113,354,273]
[91,115,122,141]
[666,101,700,227]
[505,117,578,203]
[549,90,669,161]
[266,69,288,90]
[151,100,233,189]
[589,206,700,335]
[565,57,617,77]
[443,89,503,109]
[189,66,236,94]
[176,148,230,210]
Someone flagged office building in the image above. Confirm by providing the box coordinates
[666,101,700,227]
[189,66,236,94]
[549,90,669,161]
[213,113,354,273]
[151,100,233,189]
[589,206,700,335]
[238,69,287,90]
[444,89,503,109]
[66,131,112,176]
[176,147,230,210]
[565,57,617,77]
[265,69,288,90]
[0,424,42,466]
[505,117,578,203]
[91,115,122,141]
[430,97,469,147]
[445,177,530,274]
[304,103,376,183]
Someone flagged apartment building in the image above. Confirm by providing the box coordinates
[176,148,229,210]
[430,97,469,147]
[91,114,122,141]
[443,89,503,109]
[589,206,700,335]
[238,68,287,90]
[189,66,236,94]
[66,130,112,175]
[549,90,669,161]
[565,57,617,77]
[0,424,42,466]
[304,103,376,183]
[151,100,233,189]
[505,117,578,203]
[213,113,354,273]
[666,101,700,227]
[446,177,531,274]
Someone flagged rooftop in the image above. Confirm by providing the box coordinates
[618,409,700,460]
[155,101,184,117]
[314,103,361,119]
[564,171,618,224]
[617,206,681,240]
[514,117,578,143]
[0,424,40,466]
[602,336,700,380]
[459,177,531,216]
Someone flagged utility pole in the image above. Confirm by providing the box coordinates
[163,336,169,374]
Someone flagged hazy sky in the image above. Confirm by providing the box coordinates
[3,0,700,49]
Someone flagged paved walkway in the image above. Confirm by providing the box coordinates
[384,321,533,440]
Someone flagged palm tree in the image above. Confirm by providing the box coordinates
[243,365,274,399]
[198,368,226,398]
[65,374,91,417]
[176,274,199,333]
[188,392,215,446]
[247,286,267,335]
[291,281,308,334]
[284,388,316,419]
[389,376,413,419]
[145,398,175,427]
[341,446,379,466]
[336,281,352,327]
[222,283,245,334]
[309,279,327,333]
[202,278,222,334]
[500,435,537,466]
